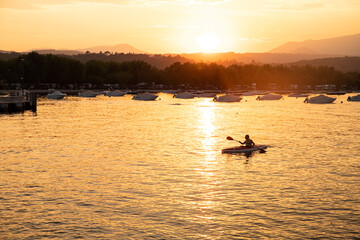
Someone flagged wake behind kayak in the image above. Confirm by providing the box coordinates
[222,145,267,154]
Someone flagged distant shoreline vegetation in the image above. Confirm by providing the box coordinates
[0,52,359,90]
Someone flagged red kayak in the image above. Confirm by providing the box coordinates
[221,145,267,154]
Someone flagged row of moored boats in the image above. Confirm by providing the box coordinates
[47,90,360,103]
[47,90,126,99]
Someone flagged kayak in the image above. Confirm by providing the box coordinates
[222,145,267,154]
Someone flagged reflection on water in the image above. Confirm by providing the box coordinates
[198,100,217,161]
[196,100,220,226]
[0,93,359,239]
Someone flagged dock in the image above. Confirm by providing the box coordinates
[0,92,37,113]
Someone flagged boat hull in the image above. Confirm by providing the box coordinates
[222,145,267,154]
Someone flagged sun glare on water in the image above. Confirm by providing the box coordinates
[196,33,220,53]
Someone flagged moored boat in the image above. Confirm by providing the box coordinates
[214,94,242,102]
[78,90,98,98]
[196,92,218,98]
[347,94,360,102]
[288,93,309,98]
[327,91,346,95]
[304,94,336,104]
[106,90,126,97]
[256,93,283,100]
[173,92,196,99]
[47,90,66,100]
[241,91,261,96]
[132,92,158,101]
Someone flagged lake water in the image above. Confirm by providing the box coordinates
[1,93,359,239]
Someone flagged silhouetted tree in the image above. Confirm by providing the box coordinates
[0,52,360,90]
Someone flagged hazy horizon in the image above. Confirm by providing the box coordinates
[1,0,360,54]
[2,33,359,56]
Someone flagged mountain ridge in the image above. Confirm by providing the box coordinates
[270,33,360,56]
[22,43,147,55]
[76,43,147,54]
[286,56,360,72]
[1,33,360,71]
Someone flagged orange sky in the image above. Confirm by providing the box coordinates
[1,0,360,53]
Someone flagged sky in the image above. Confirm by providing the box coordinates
[1,0,360,53]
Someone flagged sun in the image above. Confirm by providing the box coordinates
[196,33,220,53]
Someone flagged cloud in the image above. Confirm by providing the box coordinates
[138,25,169,29]
[138,24,200,29]
[2,0,359,12]
[261,1,325,11]
[0,0,231,10]
[0,0,75,10]
[142,0,231,5]
[259,0,360,11]
[238,38,267,43]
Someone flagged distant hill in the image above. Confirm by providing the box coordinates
[0,50,351,70]
[181,52,339,65]
[30,49,82,55]
[287,56,360,72]
[23,44,146,55]
[0,51,21,60]
[77,44,147,54]
[0,50,15,54]
[1,38,360,72]
[270,33,360,56]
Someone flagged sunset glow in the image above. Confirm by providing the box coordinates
[196,33,220,52]
[0,0,360,53]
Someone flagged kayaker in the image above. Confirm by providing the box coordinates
[241,135,255,148]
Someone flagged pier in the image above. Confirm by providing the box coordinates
[0,92,37,114]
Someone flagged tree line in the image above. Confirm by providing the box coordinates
[0,52,359,90]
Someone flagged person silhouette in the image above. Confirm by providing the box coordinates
[240,135,255,148]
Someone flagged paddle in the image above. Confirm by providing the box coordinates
[227,136,242,144]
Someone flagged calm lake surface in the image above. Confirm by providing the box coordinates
[1,93,359,239]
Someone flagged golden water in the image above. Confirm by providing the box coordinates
[1,93,359,239]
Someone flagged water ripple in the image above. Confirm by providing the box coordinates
[0,94,359,239]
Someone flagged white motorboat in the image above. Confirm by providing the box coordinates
[241,91,260,96]
[256,93,283,100]
[78,90,98,98]
[163,90,178,94]
[304,95,336,104]
[106,90,126,97]
[347,94,360,102]
[214,94,242,102]
[288,93,309,98]
[173,92,196,99]
[47,90,66,100]
[327,91,346,95]
[132,92,158,101]
[196,92,218,98]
